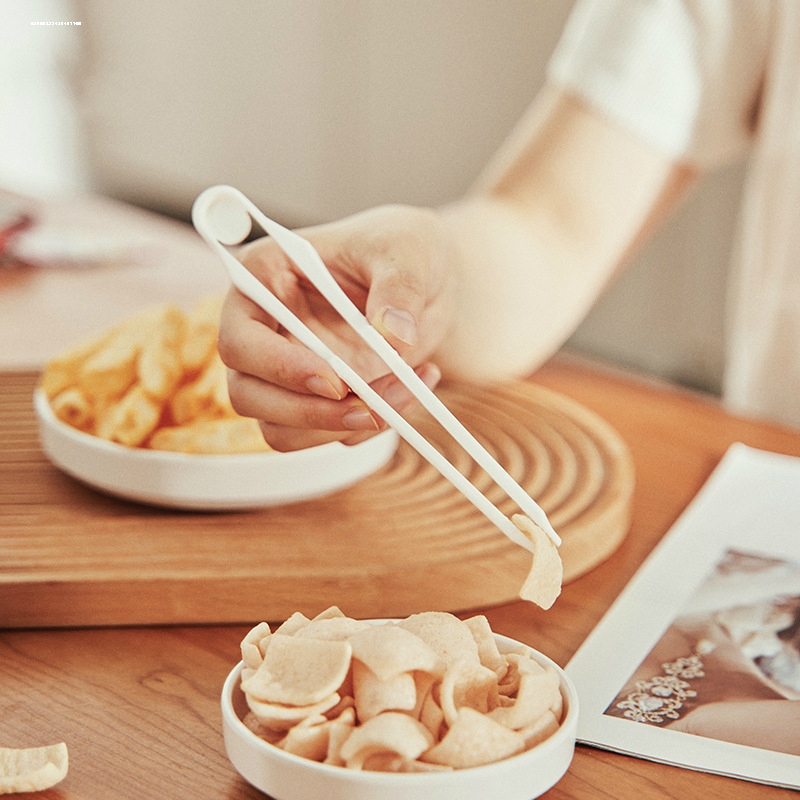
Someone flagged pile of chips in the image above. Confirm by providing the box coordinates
[239,608,564,772]
[39,297,270,454]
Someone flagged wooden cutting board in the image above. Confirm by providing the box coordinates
[1,371,634,627]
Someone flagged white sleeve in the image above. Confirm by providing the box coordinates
[546,0,772,168]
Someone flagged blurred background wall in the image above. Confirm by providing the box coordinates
[0,0,87,196]
[3,0,749,395]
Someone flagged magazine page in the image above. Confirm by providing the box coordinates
[566,443,800,789]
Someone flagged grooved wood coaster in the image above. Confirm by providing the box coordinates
[1,372,634,627]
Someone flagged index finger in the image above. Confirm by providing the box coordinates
[218,287,348,401]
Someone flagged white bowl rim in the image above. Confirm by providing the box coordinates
[33,387,399,509]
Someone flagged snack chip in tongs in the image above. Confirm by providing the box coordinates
[192,186,562,608]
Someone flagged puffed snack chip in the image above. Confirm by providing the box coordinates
[0,742,68,795]
[238,607,564,772]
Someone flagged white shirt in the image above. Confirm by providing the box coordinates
[548,0,800,429]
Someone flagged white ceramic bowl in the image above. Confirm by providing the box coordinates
[34,389,398,510]
[221,630,578,800]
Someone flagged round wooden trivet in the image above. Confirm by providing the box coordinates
[256,379,635,619]
[374,380,634,581]
[3,374,635,626]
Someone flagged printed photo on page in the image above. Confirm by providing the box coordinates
[606,548,800,753]
[566,444,800,790]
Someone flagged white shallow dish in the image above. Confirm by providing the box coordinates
[34,389,398,510]
[221,630,579,800]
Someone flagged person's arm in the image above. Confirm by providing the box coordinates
[431,84,696,380]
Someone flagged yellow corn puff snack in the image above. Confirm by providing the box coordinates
[49,387,95,432]
[180,295,224,374]
[169,351,234,425]
[80,305,177,400]
[96,385,162,447]
[39,328,112,399]
[148,417,271,454]
[138,305,186,401]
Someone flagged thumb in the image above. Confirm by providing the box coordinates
[365,264,427,355]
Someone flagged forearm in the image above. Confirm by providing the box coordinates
[433,86,695,382]
[434,196,594,380]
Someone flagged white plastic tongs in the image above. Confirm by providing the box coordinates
[192,185,560,554]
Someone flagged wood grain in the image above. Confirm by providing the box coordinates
[2,354,799,800]
[1,370,634,628]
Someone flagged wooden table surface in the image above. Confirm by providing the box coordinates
[2,352,799,799]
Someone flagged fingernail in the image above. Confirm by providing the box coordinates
[342,404,380,431]
[306,375,344,400]
[380,308,417,346]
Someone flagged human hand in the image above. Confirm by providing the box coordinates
[217,204,458,451]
